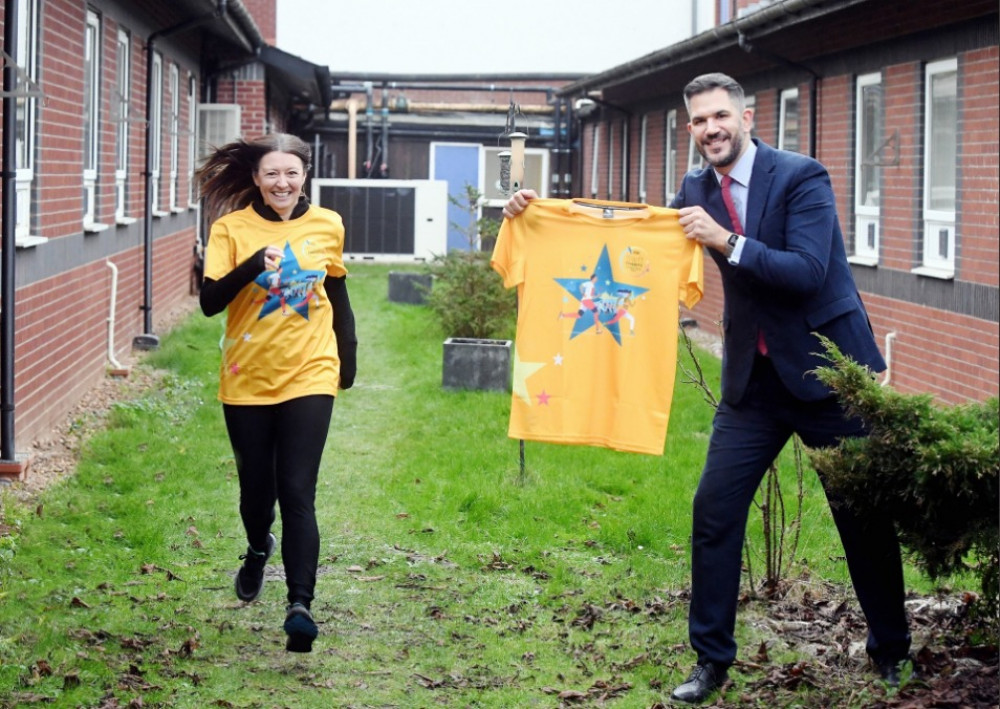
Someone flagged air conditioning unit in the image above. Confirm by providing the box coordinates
[311,179,448,261]
[197,104,241,157]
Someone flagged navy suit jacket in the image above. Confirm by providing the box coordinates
[671,140,885,404]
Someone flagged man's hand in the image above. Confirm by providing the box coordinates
[502,189,539,219]
[678,206,730,254]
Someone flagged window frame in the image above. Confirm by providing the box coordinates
[916,57,958,277]
[664,109,677,204]
[589,124,600,199]
[83,10,103,231]
[150,51,165,215]
[114,28,133,224]
[14,0,42,245]
[852,72,883,265]
[778,87,800,153]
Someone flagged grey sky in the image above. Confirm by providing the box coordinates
[276,1,694,75]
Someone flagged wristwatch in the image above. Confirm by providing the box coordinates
[725,233,740,258]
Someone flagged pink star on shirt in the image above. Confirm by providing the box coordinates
[536,390,551,406]
[229,362,240,375]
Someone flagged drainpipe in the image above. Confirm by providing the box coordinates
[135,0,256,351]
[1,0,20,465]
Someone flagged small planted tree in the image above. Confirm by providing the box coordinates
[810,335,999,634]
[424,184,516,341]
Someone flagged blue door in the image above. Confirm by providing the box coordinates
[431,143,480,252]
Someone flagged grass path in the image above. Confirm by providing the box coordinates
[0,263,963,708]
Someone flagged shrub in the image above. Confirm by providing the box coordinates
[424,185,516,340]
[809,335,999,627]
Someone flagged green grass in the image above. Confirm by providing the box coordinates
[0,263,975,708]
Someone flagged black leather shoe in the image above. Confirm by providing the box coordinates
[670,663,728,704]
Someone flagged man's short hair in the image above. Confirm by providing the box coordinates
[683,73,746,112]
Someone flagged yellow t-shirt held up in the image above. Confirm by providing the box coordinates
[491,199,703,455]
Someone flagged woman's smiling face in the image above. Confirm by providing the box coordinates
[253,150,306,219]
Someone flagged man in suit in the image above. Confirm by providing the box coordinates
[502,72,912,705]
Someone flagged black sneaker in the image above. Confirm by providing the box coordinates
[234,532,276,602]
[874,655,918,688]
[284,602,318,653]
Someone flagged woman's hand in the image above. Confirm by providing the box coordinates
[263,245,283,270]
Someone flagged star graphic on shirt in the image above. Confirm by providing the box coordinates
[512,344,546,405]
[253,241,324,320]
[553,353,563,366]
[243,332,252,342]
[554,245,648,345]
[536,390,551,406]
[229,362,240,375]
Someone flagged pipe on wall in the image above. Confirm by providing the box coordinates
[106,261,129,376]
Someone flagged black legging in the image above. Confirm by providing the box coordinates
[223,394,334,608]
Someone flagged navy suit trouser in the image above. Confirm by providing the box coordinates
[689,354,910,668]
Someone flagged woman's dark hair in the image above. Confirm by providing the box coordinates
[195,132,312,220]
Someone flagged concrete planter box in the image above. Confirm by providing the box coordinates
[388,271,432,305]
[442,337,512,392]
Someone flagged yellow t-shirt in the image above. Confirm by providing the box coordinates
[491,198,703,455]
[203,204,348,404]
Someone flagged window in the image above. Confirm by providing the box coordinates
[687,132,703,174]
[718,0,733,25]
[150,52,165,215]
[664,109,677,204]
[779,88,800,153]
[853,73,882,264]
[187,75,197,206]
[638,115,648,202]
[918,58,957,276]
[168,63,180,211]
[14,0,42,244]
[83,11,104,231]
[589,125,600,198]
[114,29,133,224]
[620,121,629,199]
[606,122,615,199]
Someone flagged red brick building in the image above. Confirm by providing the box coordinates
[564,0,998,404]
[0,0,325,476]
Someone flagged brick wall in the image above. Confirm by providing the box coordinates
[958,46,1000,287]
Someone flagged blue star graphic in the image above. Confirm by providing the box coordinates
[555,245,648,345]
[253,242,324,320]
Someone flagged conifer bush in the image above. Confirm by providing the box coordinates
[809,335,999,630]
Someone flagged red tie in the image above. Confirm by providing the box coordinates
[721,175,743,236]
[721,175,768,356]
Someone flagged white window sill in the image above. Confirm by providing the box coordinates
[152,210,171,219]
[84,222,110,234]
[187,203,200,211]
[848,255,879,267]
[170,206,186,214]
[15,235,48,249]
[911,265,955,280]
[116,216,138,226]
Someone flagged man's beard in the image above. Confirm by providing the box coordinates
[699,130,743,169]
